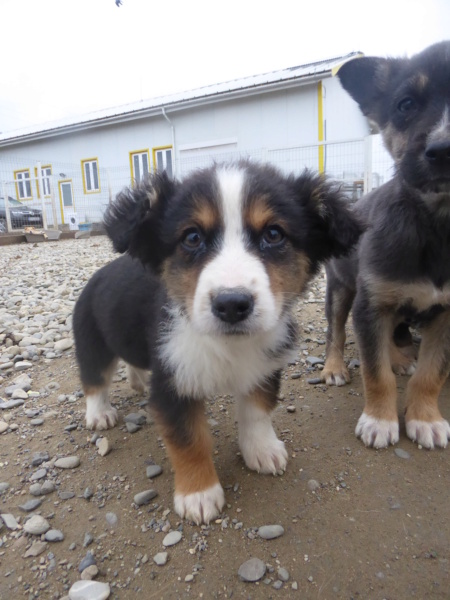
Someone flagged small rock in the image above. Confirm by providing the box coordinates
[83,532,94,547]
[146,465,163,479]
[286,405,296,413]
[11,388,28,400]
[134,489,157,506]
[238,557,266,582]
[278,567,290,582]
[394,448,410,460]
[14,361,33,371]
[162,531,182,547]
[1,513,19,530]
[30,418,44,426]
[124,412,147,426]
[54,338,73,352]
[23,541,48,558]
[307,377,323,385]
[55,456,80,469]
[257,525,285,540]
[105,512,118,527]
[19,498,43,512]
[30,468,47,481]
[81,565,99,580]
[78,551,96,572]
[125,422,141,434]
[0,399,25,409]
[153,552,168,566]
[185,574,194,582]
[0,482,10,494]
[24,515,50,535]
[83,487,94,500]
[59,491,76,500]
[306,356,324,366]
[69,580,110,600]
[307,479,321,492]
[97,437,111,457]
[45,529,64,542]
[31,452,49,467]
[0,422,9,434]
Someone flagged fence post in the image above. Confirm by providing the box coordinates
[2,182,12,232]
[36,162,49,229]
[363,136,373,193]
[49,175,59,229]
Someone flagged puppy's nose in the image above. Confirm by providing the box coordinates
[425,140,450,167]
[212,289,254,324]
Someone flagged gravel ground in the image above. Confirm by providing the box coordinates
[0,236,449,600]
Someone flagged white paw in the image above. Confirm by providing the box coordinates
[174,483,225,524]
[355,412,399,448]
[324,372,348,386]
[85,393,118,430]
[406,419,450,449]
[240,433,288,474]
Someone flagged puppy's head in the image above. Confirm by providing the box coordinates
[337,41,450,198]
[105,162,361,335]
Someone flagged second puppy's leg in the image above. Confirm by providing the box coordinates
[353,287,399,448]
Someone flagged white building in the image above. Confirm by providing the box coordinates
[0,52,391,229]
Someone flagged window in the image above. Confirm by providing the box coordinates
[14,169,32,200]
[81,158,100,193]
[153,146,173,178]
[34,165,52,197]
[130,150,150,183]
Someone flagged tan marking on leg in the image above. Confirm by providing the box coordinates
[159,402,219,496]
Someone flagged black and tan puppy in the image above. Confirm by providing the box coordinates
[73,161,361,524]
[322,41,450,449]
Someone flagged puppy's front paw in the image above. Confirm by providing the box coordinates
[355,412,399,448]
[85,397,118,430]
[174,483,225,524]
[240,435,288,475]
[406,419,450,449]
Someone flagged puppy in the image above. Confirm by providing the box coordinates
[73,160,361,524]
[322,41,450,449]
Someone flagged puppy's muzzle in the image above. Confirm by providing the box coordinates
[211,288,254,324]
[425,139,450,170]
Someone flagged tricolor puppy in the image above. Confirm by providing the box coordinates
[73,161,361,524]
[322,41,450,449]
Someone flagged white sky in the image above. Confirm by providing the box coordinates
[1,0,449,134]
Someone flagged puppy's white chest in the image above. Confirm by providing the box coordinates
[158,314,296,399]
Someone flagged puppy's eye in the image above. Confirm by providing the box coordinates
[397,96,416,113]
[261,226,285,248]
[181,228,204,250]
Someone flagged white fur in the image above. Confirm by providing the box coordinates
[406,418,450,449]
[174,483,225,524]
[85,391,118,430]
[237,398,288,474]
[191,167,282,335]
[159,308,296,399]
[355,412,399,448]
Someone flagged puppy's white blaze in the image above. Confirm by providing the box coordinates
[237,399,288,474]
[159,308,296,398]
[428,104,450,142]
[85,391,118,430]
[355,412,399,448]
[192,166,280,333]
[174,483,225,524]
[406,418,450,449]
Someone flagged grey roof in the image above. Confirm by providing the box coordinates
[0,51,361,145]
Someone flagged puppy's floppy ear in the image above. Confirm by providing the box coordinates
[104,171,178,268]
[293,170,363,263]
[337,56,403,128]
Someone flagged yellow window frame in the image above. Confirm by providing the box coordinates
[34,165,52,199]
[81,158,101,194]
[14,168,33,201]
[129,149,150,183]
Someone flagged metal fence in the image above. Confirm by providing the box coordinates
[0,135,394,234]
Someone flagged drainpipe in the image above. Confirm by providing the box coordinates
[161,107,176,177]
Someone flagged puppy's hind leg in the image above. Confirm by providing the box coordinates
[84,359,119,430]
[322,266,355,386]
[126,364,149,395]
